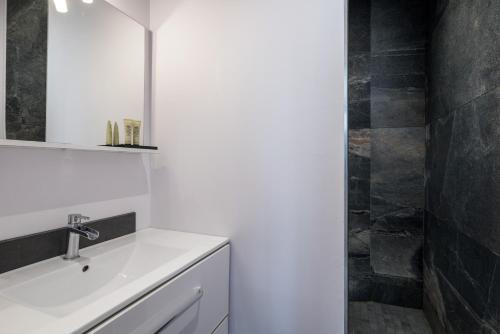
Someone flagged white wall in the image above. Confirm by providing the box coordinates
[106,0,150,27]
[0,148,150,240]
[150,0,347,333]
[0,0,151,241]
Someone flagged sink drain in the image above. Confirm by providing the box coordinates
[82,265,90,272]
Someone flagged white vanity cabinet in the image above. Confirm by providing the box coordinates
[211,318,228,334]
[87,245,229,334]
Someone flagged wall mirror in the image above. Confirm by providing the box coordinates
[0,0,153,151]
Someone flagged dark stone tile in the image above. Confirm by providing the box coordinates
[349,211,371,257]
[436,270,484,334]
[349,302,433,334]
[350,52,371,80]
[349,100,371,130]
[348,0,429,310]
[424,213,500,334]
[371,53,425,77]
[426,1,500,332]
[0,213,136,274]
[349,255,373,302]
[428,0,449,34]
[371,231,423,279]
[349,129,371,210]
[373,207,423,234]
[348,0,371,54]
[371,74,426,128]
[424,213,459,286]
[423,262,448,333]
[370,127,425,219]
[484,258,500,331]
[6,0,47,141]
[371,86,425,128]
[349,277,373,303]
[371,0,427,54]
[371,274,423,308]
[349,80,370,110]
[483,325,500,334]
[424,291,447,334]
[372,74,426,90]
[349,53,371,129]
[349,129,370,175]
[371,208,423,280]
[348,171,370,211]
[370,53,426,128]
[429,0,500,120]
[431,88,500,255]
[454,232,497,319]
[426,111,454,216]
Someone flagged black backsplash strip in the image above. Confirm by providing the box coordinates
[79,213,136,248]
[0,212,136,274]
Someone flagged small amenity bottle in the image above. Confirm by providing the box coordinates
[124,119,133,145]
[106,121,112,145]
[132,120,141,145]
[113,122,120,146]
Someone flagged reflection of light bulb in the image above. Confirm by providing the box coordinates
[82,0,94,3]
[53,0,68,13]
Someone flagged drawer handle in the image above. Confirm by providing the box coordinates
[163,287,204,327]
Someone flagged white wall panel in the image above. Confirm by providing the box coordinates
[150,0,347,332]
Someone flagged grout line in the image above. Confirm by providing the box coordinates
[433,84,500,123]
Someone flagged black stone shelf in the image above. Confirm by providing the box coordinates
[101,144,158,150]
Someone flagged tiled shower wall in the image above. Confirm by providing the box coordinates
[424,1,500,333]
[348,0,427,308]
[5,0,47,141]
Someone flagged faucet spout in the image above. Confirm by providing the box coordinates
[63,214,99,260]
[69,224,99,241]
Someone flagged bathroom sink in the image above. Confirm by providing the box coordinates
[1,241,185,317]
[0,228,228,334]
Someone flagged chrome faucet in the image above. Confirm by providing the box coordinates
[63,214,99,260]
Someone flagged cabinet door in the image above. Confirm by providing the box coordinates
[88,245,229,334]
[211,318,228,334]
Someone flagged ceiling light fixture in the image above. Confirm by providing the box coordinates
[53,0,68,13]
[82,0,94,3]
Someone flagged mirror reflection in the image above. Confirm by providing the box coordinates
[1,0,148,147]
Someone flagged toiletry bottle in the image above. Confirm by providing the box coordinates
[106,121,112,145]
[113,122,120,146]
[124,119,133,145]
[132,120,142,146]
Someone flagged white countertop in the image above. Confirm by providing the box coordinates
[0,228,228,334]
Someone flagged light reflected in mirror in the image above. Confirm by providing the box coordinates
[0,0,148,148]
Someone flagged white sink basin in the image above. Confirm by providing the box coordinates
[0,228,228,334]
[2,241,185,317]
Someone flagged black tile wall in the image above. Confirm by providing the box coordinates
[370,0,427,54]
[424,213,500,334]
[348,0,371,130]
[348,129,371,212]
[0,213,136,274]
[425,1,500,332]
[370,128,425,219]
[371,73,426,128]
[371,274,423,309]
[428,0,500,123]
[348,0,372,302]
[6,0,47,141]
[348,0,427,308]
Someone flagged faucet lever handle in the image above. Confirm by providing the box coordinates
[68,214,91,225]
